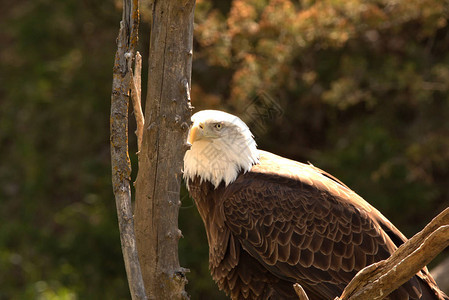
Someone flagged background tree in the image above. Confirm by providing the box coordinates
[0,0,448,299]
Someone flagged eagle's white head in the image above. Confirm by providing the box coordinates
[183,110,259,188]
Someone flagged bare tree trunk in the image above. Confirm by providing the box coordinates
[134,0,195,299]
[111,0,147,299]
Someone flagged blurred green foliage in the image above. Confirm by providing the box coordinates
[0,0,128,299]
[1,0,448,299]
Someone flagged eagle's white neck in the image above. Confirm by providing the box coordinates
[183,135,259,189]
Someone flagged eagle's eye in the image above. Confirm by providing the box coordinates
[214,123,222,130]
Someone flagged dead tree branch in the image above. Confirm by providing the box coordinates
[336,207,449,300]
[110,0,146,299]
[294,208,449,300]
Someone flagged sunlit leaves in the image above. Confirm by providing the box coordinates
[192,0,449,235]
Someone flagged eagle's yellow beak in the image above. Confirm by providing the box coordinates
[187,123,204,145]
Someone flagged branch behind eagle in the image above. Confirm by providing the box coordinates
[183,110,447,300]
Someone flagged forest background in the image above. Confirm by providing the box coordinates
[1,0,448,299]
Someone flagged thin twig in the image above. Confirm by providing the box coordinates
[130,51,144,152]
[431,255,449,293]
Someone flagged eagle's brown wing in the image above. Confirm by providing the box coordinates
[220,151,424,299]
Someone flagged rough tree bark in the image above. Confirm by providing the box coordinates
[110,0,147,299]
[134,0,195,299]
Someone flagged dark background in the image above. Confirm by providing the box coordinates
[1,0,448,299]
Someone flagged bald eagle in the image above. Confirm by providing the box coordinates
[183,110,447,300]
